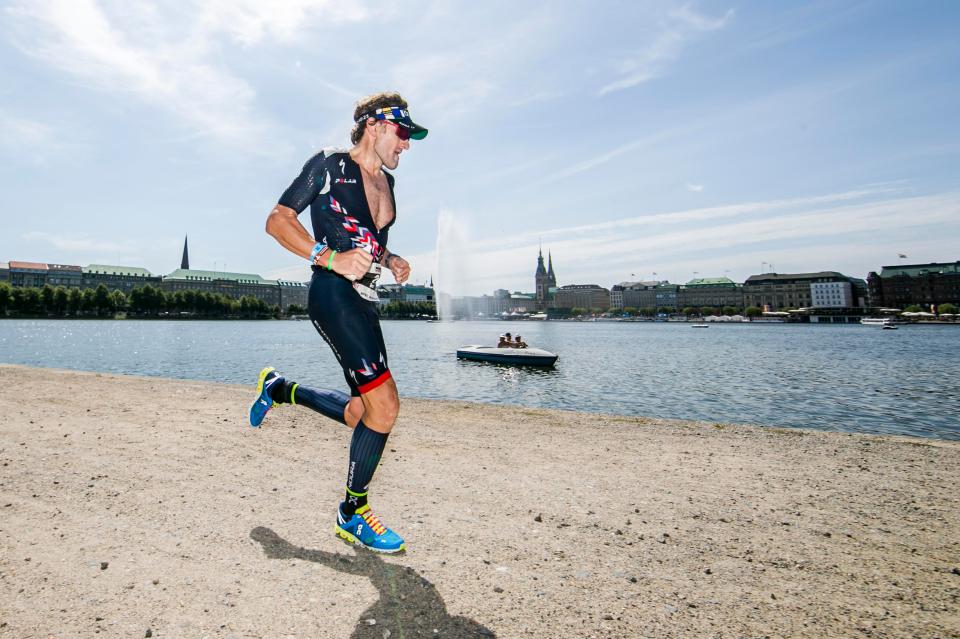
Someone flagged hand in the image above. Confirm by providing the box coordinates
[331,248,373,282]
[386,254,410,284]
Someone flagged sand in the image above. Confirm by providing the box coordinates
[0,364,958,638]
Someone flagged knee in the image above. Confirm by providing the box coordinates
[365,391,400,431]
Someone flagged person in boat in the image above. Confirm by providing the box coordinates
[513,335,528,349]
[497,333,512,348]
[249,92,427,555]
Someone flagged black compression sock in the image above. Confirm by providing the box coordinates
[271,380,350,425]
[341,419,388,517]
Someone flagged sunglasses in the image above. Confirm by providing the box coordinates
[381,120,412,141]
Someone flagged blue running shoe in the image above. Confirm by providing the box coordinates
[335,504,406,553]
[249,367,283,427]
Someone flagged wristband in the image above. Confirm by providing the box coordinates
[309,242,326,263]
[326,250,337,271]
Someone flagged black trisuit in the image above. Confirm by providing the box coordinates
[278,148,396,396]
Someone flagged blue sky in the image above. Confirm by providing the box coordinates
[1,0,958,295]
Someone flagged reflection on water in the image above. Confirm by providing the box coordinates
[1,319,958,440]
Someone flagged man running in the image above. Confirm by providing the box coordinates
[249,92,427,554]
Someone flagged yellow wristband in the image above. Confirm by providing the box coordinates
[326,250,337,271]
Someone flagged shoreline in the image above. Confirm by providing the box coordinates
[1,364,958,637]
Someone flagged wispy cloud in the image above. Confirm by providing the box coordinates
[0,112,61,162]
[411,188,960,294]
[4,0,371,149]
[599,5,733,96]
[21,231,138,255]
[686,182,704,192]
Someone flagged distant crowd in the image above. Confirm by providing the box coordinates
[497,332,527,348]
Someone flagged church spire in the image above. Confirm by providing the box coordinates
[180,235,190,270]
[547,250,556,285]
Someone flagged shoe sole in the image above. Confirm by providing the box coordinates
[249,366,276,428]
[334,525,406,554]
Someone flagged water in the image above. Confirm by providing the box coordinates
[1,319,958,440]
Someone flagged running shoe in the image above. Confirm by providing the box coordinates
[249,367,283,427]
[335,504,406,553]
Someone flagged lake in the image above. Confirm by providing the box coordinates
[1,319,958,440]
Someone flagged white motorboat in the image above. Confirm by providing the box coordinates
[456,345,558,367]
[861,317,897,327]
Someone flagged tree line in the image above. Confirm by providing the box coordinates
[0,283,284,319]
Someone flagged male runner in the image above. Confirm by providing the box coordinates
[249,92,427,553]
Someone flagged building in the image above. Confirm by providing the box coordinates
[867,261,960,309]
[278,280,309,310]
[7,261,49,288]
[534,248,557,310]
[0,262,8,283]
[47,264,84,288]
[654,283,679,311]
[161,269,282,306]
[743,272,866,311]
[376,283,435,307]
[83,264,161,292]
[553,284,610,311]
[810,280,852,308]
[611,281,661,310]
[677,277,744,310]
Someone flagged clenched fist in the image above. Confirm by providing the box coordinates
[330,248,373,282]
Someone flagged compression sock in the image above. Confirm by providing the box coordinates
[270,380,349,425]
[340,419,388,517]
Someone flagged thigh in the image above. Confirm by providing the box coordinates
[308,272,392,395]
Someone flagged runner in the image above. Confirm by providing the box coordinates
[249,92,427,553]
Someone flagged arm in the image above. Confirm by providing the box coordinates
[382,248,410,284]
[267,153,372,279]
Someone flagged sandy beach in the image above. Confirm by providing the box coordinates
[0,364,958,638]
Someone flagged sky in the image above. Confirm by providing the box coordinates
[1,0,958,296]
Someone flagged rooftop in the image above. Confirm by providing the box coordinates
[164,268,267,284]
[8,261,49,271]
[83,264,154,277]
[745,271,851,283]
[878,262,960,278]
[685,277,736,287]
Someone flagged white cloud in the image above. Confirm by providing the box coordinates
[21,231,138,255]
[599,5,733,95]
[4,0,372,149]
[686,182,704,192]
[0,112,61,162]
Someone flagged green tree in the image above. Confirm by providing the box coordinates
[682,306,697,317]
[745,306,762,318]
[903,304,923,313]
[0,282,12,314]
[701,306,717,316]
[722,306,738,316]
[110,290,126,314]
[639,307,656,317]
[67,288,83,316]
[81,288,96,314]
[657,307,673,315]
[570,307,585,317]
[623,306,638,316]
[41,284,56,315]
[53,287,69,316]
[938,303,957,315]
[287,304,306,316]
[14,287,42,315]
[93,284,111,316]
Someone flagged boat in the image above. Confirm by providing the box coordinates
[882,325,898,330]
[861,317,898,327]
[456,345,558,367]
[691,323,709,328]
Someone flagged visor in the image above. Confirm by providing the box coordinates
[359,106,428,140]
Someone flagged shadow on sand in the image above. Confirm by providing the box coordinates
[250,527,496,638]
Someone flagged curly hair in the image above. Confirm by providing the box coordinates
[350,92,409,145]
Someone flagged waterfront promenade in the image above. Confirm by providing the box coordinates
[1,364,958,637]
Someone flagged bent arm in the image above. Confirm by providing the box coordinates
[266,204,315,260]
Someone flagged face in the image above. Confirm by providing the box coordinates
[371,120,410,170]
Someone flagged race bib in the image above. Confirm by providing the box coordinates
[352,262,381,302]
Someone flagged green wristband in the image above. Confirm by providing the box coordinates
[326,250,337,271]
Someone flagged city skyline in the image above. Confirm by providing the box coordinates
[2,1,959,295]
